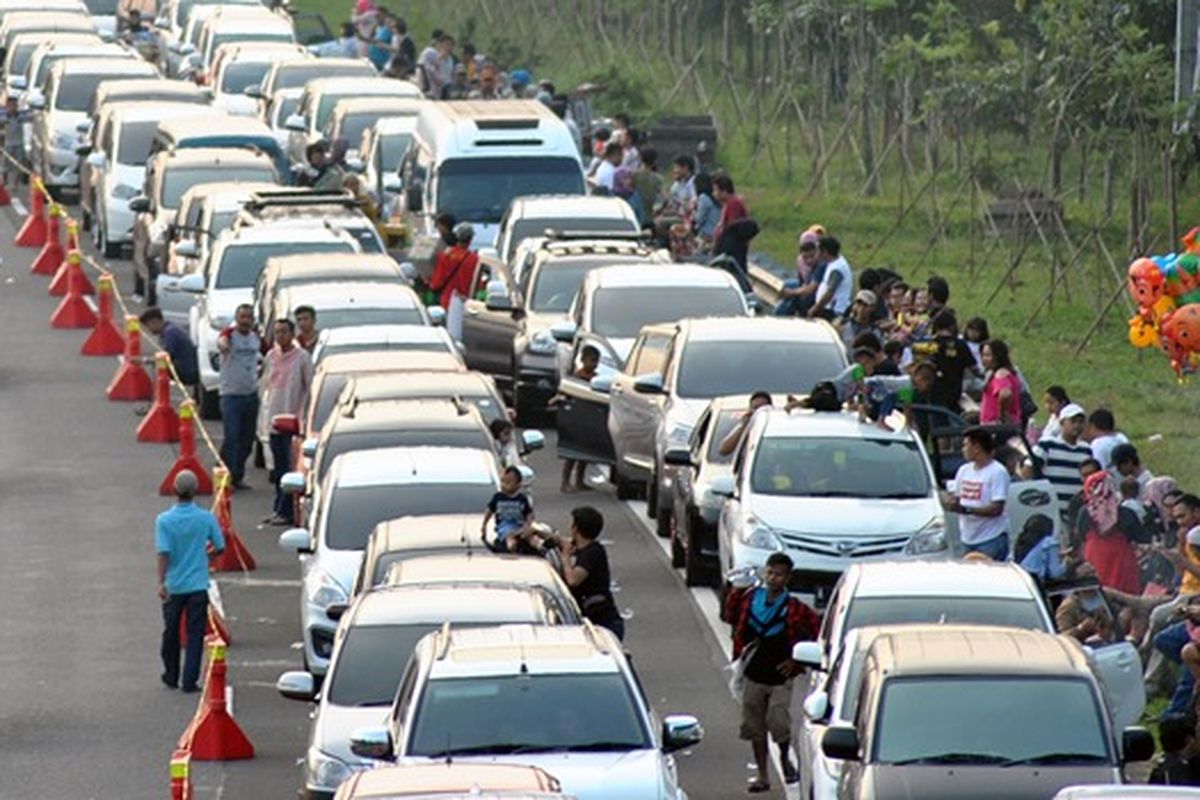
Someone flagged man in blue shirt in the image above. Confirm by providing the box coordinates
[156,470,224,692]
[140,307,199,387]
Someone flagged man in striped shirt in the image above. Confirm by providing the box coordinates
[1032,402,1091,523]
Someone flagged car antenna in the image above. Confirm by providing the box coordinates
[444,732,453,765]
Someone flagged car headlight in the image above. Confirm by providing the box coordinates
[306,747,354,791]
[111,183,139,200]
[904,517,948,555]
[528,328,556,354]
[740,514,783,550]
[307,569,348,609]
[52,132,75,150]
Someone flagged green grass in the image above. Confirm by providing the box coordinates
[301,1,1200,481]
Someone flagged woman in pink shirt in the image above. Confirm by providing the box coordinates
[979,339,1021,425]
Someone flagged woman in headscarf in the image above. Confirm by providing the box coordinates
[1082,470,1144,595]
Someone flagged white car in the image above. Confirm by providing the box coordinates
[286,76,422,170]
[357,116,416,218]
[82,102,209,257]
[268,281,438,337]
[154,0,261,76]
[3,31,99,101]
[714,408,948,608]
[263,86,302,151]
[277,446,501,675]
[30,56,155,190]
[247,55,375,116]
[493,194,641,265]
[206,41,308,116]
[311,324,461,368]
[349,624,703,800]
[190,6,294,79]
[323,96,423,161]
[277,582,571,799]
[186,226,360,416]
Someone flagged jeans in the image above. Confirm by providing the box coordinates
[1155,621,1195,717]
[774,279,815,317]
[269,432,293,522]
[161,590,208,689]
[219,393,258,486]
[965,532,1010,561]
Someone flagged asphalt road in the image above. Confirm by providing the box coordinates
[0,194,797,799]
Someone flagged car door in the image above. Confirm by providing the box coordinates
[611,331,672,475]
[1090,638,1146,733]
[461,257,519,376]
[555,336,617,465]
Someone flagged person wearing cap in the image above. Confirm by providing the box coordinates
[429,222,479,341]
[1032,402,1091,523]
[509,68,532,97]
[838,289,882,349]
[774,230,825,317]
[156,470,225,693]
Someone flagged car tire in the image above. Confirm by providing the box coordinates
[99,225,120,259]
[717,581,730,622]
[684,513,718,588]
[646,475,658,519]
[613,464,638,501]
[669,512,685,568]
[196,383,221,420]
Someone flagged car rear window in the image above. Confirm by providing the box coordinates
[326,483,495,550]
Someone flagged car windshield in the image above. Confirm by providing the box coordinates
[207,210,238,240]
[326,483,495,550]
[317,429,491,484]
[335,110,392,149]
[177,0,258,27]
[274,62,372,92]
[437,157,585,225]
[316,307,424,329]
[317,341,449,364]
[591,286,745,339]
[220,60,270,94]
[56,72,139,112]
[506,217,638,263]
[215,241,353,289]
[843,597,1048,641]
[874,677,1109,765]
[115,119,159,166]
[529,256,644,313]
[750,436,931,498]
[84,0,119,13]
[409,674,650,756]
[378,132,412,173]
[315,91,390,131]
[8,42,38,77]
[161,165,275,208]
[676,340,846,399]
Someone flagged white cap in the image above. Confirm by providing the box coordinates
[1058,403,1086,420]
[1187,525,1200,548]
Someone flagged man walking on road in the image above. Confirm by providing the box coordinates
[157,470,224,693]
[261,318,312,525]
[729,552,819,793]
[217,304,264,489]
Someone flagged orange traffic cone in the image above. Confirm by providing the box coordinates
[106,316,152,401]
[183,640,255,761]
[49,220,90,295]
[49,251,96,329]
[13,179,46,247]
[169,749,192,800]
[81,274,124,356]
[31,203,64,276]
[209,467,256,572]
[137,353,181,443]
[160,401,212,494]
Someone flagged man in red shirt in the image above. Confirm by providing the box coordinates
[429,222,478,341]
[710,174,749,250]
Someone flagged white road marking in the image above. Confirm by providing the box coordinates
[11,197,26,216]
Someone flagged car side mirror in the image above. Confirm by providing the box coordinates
[278,526,312,554]
[709,474,735,497]
[662,714,703,753]
[1122,727,1155,763]
[519,429,545,454]
[75,120,90,133]
[275,670,316,701]
[27,91,45,110]
[280,471,306,495]
[154,15,169,29]
[83,149,103,164]
[803,691,829,721]
[174,239,199,259]
[821,725,861,762]
[177,272,205,293]
[349,726,393,760]
[325,602,348,621]
[284,113,306,132]
[128,195,152,213]
[427,305,446,326]
[633,372,665,395]
[383,174,402,193]
[300,438,318,460]
[792,641,822,669]
[516,465,535,484]
[589,373,613,394]
[484,279,513,311]
[550,320,577,343]
[9,76,26,91]
[243,84,264,99]
[272,413,300,436]
[663,447,692,467]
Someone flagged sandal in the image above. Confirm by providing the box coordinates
[747,780,770,793]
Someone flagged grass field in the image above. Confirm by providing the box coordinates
[300,1,1200,482]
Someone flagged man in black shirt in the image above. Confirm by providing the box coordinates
[911,309,977,413]
[558,506,623,640]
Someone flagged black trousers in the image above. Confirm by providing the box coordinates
[161,590,208,689]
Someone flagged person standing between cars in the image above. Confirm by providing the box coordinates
[217,304,265,490]
[808,235,852,320]
[261,319,312,526]
[429,222,478,342]
[139,307,198,388]
[314,139,349,192]
[557,506,624,640]
[729,552,819,793]
[156,470,224,693]
[294,305,319,354]
[919,309,978,413]
[941,426,1011,560]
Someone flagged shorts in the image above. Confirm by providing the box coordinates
[740,677,793,743]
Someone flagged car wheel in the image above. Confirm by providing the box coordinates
[669,512,684,568]
[613,464,638,501]
[196,383,221,420]
[646,474,658,519]
[100,225,120,259]
[718,581,730,622]
[684,513,718,588]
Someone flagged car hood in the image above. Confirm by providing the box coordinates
[204,288,252,324]
[401,748,672,800]
[213,92,258,117]
[313,703,389,765]
[864,763,1118,800]
[751,496,939,537]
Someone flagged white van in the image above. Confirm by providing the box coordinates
[397,100,585,268]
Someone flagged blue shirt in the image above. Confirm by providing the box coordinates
[487,490,533,538]
[161,322,198,385]
[1019,535,1066,583]
[155,502,225,595]
[368,27,393,70]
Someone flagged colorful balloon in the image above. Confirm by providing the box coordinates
[1159,303,1200,378]
[1127,257,1164,312]
[1128,316,1160,348]
[1164,254,1200,298]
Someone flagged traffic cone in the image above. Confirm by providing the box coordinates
[160,401,212,494]
[49,251,96,329]
[209,467,256,572]
[81,274,124,356]
[169,749,192,800]
[137,353,181,443]
[0,174,12,206]
[185,640,255,761]
[30,203,64,276]
[106,316,153,401]
[13,179,46,247]
[49,220,90,295]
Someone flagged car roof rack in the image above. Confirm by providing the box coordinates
[243,188,358,211]
[540,228,648,242]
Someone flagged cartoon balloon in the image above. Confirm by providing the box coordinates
[1128,257,1164,312]
[1128,316,1160,348]
[1165,254,1200,297]
[1159,303,1200,378]
[1182,227,1200,255]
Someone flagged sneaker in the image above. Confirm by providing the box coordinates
[160,673,177,690]
[180,684,200,694]
[782,763,799,784]
[263,513,291,526]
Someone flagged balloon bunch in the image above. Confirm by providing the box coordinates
[1127,227,1200,379]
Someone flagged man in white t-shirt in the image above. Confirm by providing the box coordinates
[1085,408,1129,470]
[809,235,852,320]
[590,141,623,194]
[941,427,1011,560]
